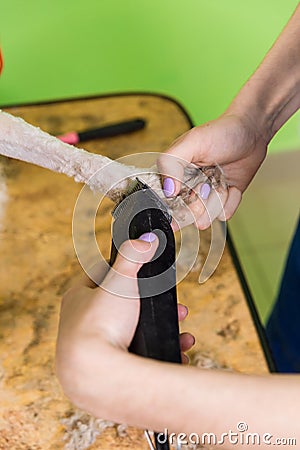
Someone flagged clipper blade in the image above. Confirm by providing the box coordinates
[112,177,171,224]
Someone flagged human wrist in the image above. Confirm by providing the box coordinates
[224,95,274,147]
[225,57,300,146]
[221,3,300,149]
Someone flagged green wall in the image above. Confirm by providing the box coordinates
[1,0,299,152]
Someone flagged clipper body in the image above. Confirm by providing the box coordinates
[110,179,181,450]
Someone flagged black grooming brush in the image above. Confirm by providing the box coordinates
[109,178,181,450]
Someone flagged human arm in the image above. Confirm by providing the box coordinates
[56,237,300,449]
[158,3,300,229]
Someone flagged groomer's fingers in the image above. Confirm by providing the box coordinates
[178,304,188,321]
[157,152,191,198]
[72,233,162,291]
[220,186,242,221]
[157,154,187,197]
[100,234,159,298]
[157,126,211,198]
[180,332,195,352]
[112,234,159,277]
[186,186,228,230]
[178,307,195,364]
[180,333,195,364]
[196,187,228,229]
[181,331,196,364]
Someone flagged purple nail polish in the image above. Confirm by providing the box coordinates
[163,177,175,197]
[200,183,211,200]
[138,232,157,243]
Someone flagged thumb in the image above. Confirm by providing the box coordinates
[100,233,159,298]
[114,233,159,277]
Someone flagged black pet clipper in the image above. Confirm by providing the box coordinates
[109,178,181,450]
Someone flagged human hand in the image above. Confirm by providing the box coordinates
[56,236,194,388]
[157,113,268,229]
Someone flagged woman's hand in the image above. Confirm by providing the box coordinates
[55,240,300,445]
[158,113,268,229]
[56,236,195,400]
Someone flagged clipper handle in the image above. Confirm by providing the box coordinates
[110,207,181,362]
[110,204,181,450]
[129,233,181,364]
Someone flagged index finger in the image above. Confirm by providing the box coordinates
[157,152,190,197]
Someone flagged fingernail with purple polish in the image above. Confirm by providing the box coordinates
[138,232,157,243]
[200,183,211,200]
[163,177,175,198]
